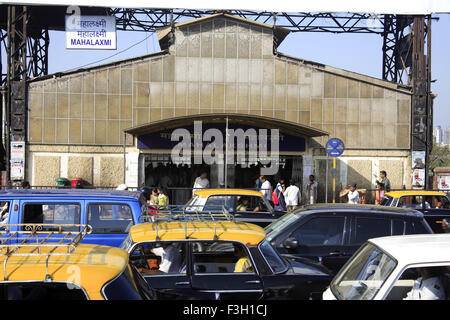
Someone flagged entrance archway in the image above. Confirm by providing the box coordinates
[125,113,328,204]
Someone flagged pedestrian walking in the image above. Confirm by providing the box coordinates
[377,170,391,192]
[348,183,360,204]
[284,180,302,212]
[272,183,286,211]
[260,176,272,201]
[306,175,318,205]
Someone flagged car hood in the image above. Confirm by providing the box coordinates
[282,254,333,277]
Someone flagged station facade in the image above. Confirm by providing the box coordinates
[26,13,413,201]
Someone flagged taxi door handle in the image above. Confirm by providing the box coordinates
[245,280,261,284]
[175,281,190,286]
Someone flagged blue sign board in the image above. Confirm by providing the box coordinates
[326,138,345,157]
[137,123,306,152]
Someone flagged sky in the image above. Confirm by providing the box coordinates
[46,12,450,129]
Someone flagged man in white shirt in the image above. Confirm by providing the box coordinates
[347,183,360,204]
[193,171,209,195]
[404,267,446,300]
[284,181,302,212]
[151,243,182,274]
[260,176,272,201]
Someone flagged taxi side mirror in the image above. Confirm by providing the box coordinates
[283,237,299,250]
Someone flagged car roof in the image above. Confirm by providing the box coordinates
[385,190,447,198]
[194,188,264,198]
[129,220,266,246]
[0,189,142,201]
[296,203,424,218]
[369,234,450,264]
[0,244,129,300]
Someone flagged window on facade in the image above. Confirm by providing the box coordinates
[353,217,391,244]
[22,203,81,231]
[191,241,255,274]
[290,217,345,246]
[87,204,133,234]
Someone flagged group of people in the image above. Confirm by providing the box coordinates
[343,170,392,205]
[256,174,319,212]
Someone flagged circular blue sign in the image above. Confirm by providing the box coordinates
[326,138,345,157]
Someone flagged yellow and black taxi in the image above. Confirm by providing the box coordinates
[0,224,154,300]
[120,215,333,300]
[380,190,450,233]
[183,188,286,227]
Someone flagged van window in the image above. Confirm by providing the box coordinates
[87,204,133,234]
[353,217,391,244]
[22,203,81,231]
[0,201,11,227]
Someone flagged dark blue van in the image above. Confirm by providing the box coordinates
[0,189,146,247]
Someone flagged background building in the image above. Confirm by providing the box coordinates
[26,13,413,201]
[434,126,444,145]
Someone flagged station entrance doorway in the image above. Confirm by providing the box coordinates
[125,113,328,204]
[142,153,305,205]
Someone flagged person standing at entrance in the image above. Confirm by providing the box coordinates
[260,176,272,201]
[193,171,209,195]
[157,187,169,208]
[306,175,318,205]
[377,170,391,193]
[284,181,302,212]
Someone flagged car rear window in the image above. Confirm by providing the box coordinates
[405,220,430,235]
[353,217,391,244]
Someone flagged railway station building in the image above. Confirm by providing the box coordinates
[26,13,413,201]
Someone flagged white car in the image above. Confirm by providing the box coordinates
[323,234,450,300]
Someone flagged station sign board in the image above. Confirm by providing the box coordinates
[65,15,117,50]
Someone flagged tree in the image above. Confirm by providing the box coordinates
[429,143,450,170]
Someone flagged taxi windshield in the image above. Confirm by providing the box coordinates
[379,196,393,206]
[330,243,397,300]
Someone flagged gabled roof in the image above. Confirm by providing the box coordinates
[124,113,329,138]
[156,12,291,49]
